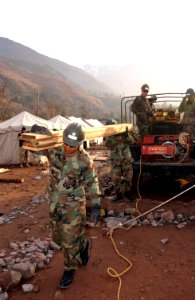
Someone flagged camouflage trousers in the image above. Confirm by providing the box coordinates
[50,197,87,270]
[19,148,29,165]
[137,123,150,139]
[111,162,133,194]
[183,124,195,140]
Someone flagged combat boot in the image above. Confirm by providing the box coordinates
[124,191,136,202]
[80,239,91,266]
[112,192,123,202]
[104,185,114,196]
[59,270,75,289]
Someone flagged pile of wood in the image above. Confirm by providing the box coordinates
[19,131,63,151]
[21,123,133,151]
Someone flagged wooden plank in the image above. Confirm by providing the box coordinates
[84,123,133,139]
[20,133,52,140]
[23,143,63,151]
[0,178,24,183]
[0,168,9,174]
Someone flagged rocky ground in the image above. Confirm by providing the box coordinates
[0,153,195,300]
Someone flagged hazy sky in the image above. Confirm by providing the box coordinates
[0,0,195,91]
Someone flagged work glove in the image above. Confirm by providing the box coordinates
[91,204,101,225]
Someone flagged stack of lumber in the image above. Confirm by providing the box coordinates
[21,123,133,151]
[19,131,63,151]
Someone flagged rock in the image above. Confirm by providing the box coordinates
[0,252,6,258]
[0,292,8,300]
[161,210,174,221]
[26,246,37,253]
[0,218,5,225]
[9,243,19,250]
[0,270,21,289]
[151,220,159,227]
[105,217,125,229]
[0,259,6,267]
[49,241,61,251]
[147,212,154,221]
[160,238,169,244]
[142,218,150,225]
[22,283,34,292]
[189,215,195,221]
[107,210,115,217]
[10,270,22,286]
[177,223,187,229]
[12,262,35,279]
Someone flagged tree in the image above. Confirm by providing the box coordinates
[0,81,13,121]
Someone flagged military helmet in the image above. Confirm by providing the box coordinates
[186,88,194,95]
[106,119,118,125]
[141,84,149,91]
[63,123,85,147]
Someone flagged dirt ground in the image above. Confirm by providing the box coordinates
[0,160,195,300]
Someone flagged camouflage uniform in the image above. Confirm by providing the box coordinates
[18,132,29,166]
[105,132,133,195]
[178,95,195,140]
[45,146,100,271]
[131,95,155,138]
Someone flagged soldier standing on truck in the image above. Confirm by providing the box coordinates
[131,84,155,138]
[178,88,195,140]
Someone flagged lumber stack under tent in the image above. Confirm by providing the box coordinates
[21,123,133,151]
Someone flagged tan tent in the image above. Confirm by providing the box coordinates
[0,111,55,165]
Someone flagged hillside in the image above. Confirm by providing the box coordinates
[0,38,120,120]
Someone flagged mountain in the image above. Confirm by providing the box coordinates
[0,37,120,121]
[82,63,195,96]
[83,64,157,96]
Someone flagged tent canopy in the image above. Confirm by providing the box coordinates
[49,115,71,129]
[0,111,56,165]
[0,111,55,133]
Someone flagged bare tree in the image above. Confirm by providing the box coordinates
[0,81,13,121]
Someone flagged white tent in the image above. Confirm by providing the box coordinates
[68,116,92,128]
[85,119,103,127]
[49,115,71,129]
[85,119,104,145]
[0,111,56,165]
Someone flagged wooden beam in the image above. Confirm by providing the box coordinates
[22,123,133,151]
[0,178,24,183]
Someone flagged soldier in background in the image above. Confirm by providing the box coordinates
[178,88,195,140]
[104,119,135,201]
[131,84,155,138]
[43,123,101,289]
[17,127,30,167]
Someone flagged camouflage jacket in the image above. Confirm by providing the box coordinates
[105,132,133,163]
[178,95,195,124]
[131,95,155,125]
[44,147,100,213]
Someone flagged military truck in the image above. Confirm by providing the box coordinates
[121,93,195,181]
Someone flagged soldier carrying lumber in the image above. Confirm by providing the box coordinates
[17,127,30,168]
[104,119,135,201]
[33,123,101,289]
